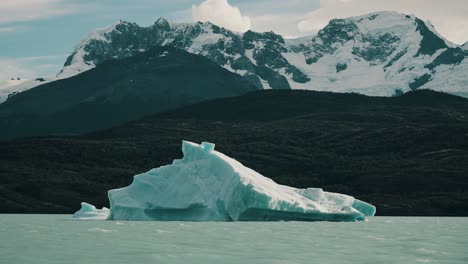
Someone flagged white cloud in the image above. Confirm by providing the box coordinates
[0,26,19,33]
[192,0,251,32]
[0,55,66,80]
[0,0,75,24]
[298,0,468,44]
[0,59,37,80]
[233,0,319,37]
[249,14,305,38]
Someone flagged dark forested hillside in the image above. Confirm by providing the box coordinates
[0,46,257,140]
[1,90,468,215]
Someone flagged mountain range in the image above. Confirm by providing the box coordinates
[1,11,467,103]
[58,11,468,97]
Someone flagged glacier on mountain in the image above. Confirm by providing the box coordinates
[74,141,376,222]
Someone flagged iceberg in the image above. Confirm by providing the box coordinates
[73,202,110,220]
[75,141,376,222]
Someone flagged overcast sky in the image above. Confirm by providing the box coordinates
[1,0,467,80]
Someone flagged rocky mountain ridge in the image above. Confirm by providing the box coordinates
[58,11,467,97]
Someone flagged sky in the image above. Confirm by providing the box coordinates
[1,0,467,80]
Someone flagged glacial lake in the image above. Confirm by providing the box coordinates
[0,215,467,264]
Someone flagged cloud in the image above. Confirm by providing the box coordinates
[234,0,319,37]
[0,59,36,80]
[249,14,305,38]
[0,0,76,24]
[0,26,20,33]
[0,55,66,80]
[192,0,251,32]
[298,0,468,44]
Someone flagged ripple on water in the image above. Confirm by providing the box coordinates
[87,228,117,233]
[0,216,466,264]
[416,258,434,263]
[416,248,437,254]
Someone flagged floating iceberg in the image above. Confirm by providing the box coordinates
[73,202,109,220]
[75,141,375,222]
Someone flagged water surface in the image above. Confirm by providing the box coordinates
[1,215,466,264]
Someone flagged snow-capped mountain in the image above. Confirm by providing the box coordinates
[4,11,467,101]
[285,12,466,96]
[59,18,302,90]
[58,12,467,97]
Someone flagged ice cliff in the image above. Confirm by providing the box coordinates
[75,141,376,222]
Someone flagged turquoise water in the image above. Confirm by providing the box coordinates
[0,215,467,264]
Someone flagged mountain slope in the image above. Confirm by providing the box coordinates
[0,46,257,140]
[1,90,468,215]
[58,12,467,97]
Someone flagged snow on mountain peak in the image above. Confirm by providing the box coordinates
[75,20,129,50]
[58,20,134,79]
[154,17,171,29]
[350,11,415,32]
[155,17,169,25]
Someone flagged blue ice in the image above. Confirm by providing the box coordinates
[75,141,376,221]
